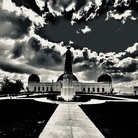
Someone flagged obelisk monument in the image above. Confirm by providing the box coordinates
[61,47,75,101]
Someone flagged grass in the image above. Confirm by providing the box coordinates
[0,99,58,138]
[112,94,138,99]
[80,102,138,138]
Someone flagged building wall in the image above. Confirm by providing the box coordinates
[28,81,112,93]
[74,82,112,93]
[28,82,62,92]
[134,86,138,95]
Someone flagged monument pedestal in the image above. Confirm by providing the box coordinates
[61,87,75,101]
[61,74,75,101]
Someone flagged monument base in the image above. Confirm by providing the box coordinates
[61,87,75,101]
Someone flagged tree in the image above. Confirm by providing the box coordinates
[1,77,24,94]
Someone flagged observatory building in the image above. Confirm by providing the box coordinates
[28,48,113,100]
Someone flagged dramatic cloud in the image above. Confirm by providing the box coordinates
[11,0,43,15]
[9,0,138,53]
[76,26,91,34]
[0,60,37,74]
[0,0,138,89]
[11,37,64,71]
[0,6,32,39]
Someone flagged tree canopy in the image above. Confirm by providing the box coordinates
[1,77,24,94]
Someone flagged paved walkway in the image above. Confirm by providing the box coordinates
[39,103,105,138]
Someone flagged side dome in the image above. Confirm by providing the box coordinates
[97,74,112,83]
[57,73,78,82]
[28,74,40,83]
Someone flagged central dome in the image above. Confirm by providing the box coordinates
[57,73,78,82]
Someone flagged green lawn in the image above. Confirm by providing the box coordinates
[0,99,58,138]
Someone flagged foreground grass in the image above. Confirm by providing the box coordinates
[112,94,138,99]
[80,102,138,138]
[0,99,58,138]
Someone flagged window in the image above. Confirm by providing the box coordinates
[34,87,36,91]
[57,85,59,91]
[102,88,104,92]
[88,88,90,92]
[97,88,100,92]
[77,85,79,90]
[83,88,85,92]
[46,87,49,91]
[51,87,53,91]
[38,87,40,91]
[42,87,44,91]
[93,88,95,92]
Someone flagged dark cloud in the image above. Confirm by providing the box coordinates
[10,0,138,22]
[12,43,23,59]
[0,8,31,39]
[10,0,138,53]
[0,59,36,74]
[28,46,63,70]
[1,0,138,85]
[35,14,138,52]
[115,0,138,13]
[63,10,74,20]
[28,37,41,52]
[11,37,63,70]
[121,62,137,73]
[112,73,134,82]
[11,0,42,15]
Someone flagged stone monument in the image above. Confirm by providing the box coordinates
[61,47,75,101]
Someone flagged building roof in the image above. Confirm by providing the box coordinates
[97,74,112,83]
[57,73,78,82]
[28,74,40,83]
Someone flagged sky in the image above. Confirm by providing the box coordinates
[0,0,138,91]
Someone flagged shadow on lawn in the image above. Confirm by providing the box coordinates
[0,99,58,138]
[80,102,138,138]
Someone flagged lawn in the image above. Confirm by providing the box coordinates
[80,102,138,138]
[112,94,138,99]
[0,99,58,138]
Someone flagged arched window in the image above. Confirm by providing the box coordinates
[93,88,95,92]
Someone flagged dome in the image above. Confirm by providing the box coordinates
[57,73,78,82]
[97,74,112,83]
[28,74,40,83]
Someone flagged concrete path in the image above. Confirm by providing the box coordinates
[39,103,105,138]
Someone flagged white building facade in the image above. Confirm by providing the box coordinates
[28,79,113,94]
[28,48,113,95]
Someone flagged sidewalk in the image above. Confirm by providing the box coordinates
[39,103,105,138]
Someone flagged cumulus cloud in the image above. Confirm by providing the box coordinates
[11,0,42,15]
[0,3,32,39]
[0,60,37,74]
[0,0,138,88]
[10,0,138,23]
[65,42,138,85]
[11,37,64,71]
[76,26,91,34]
